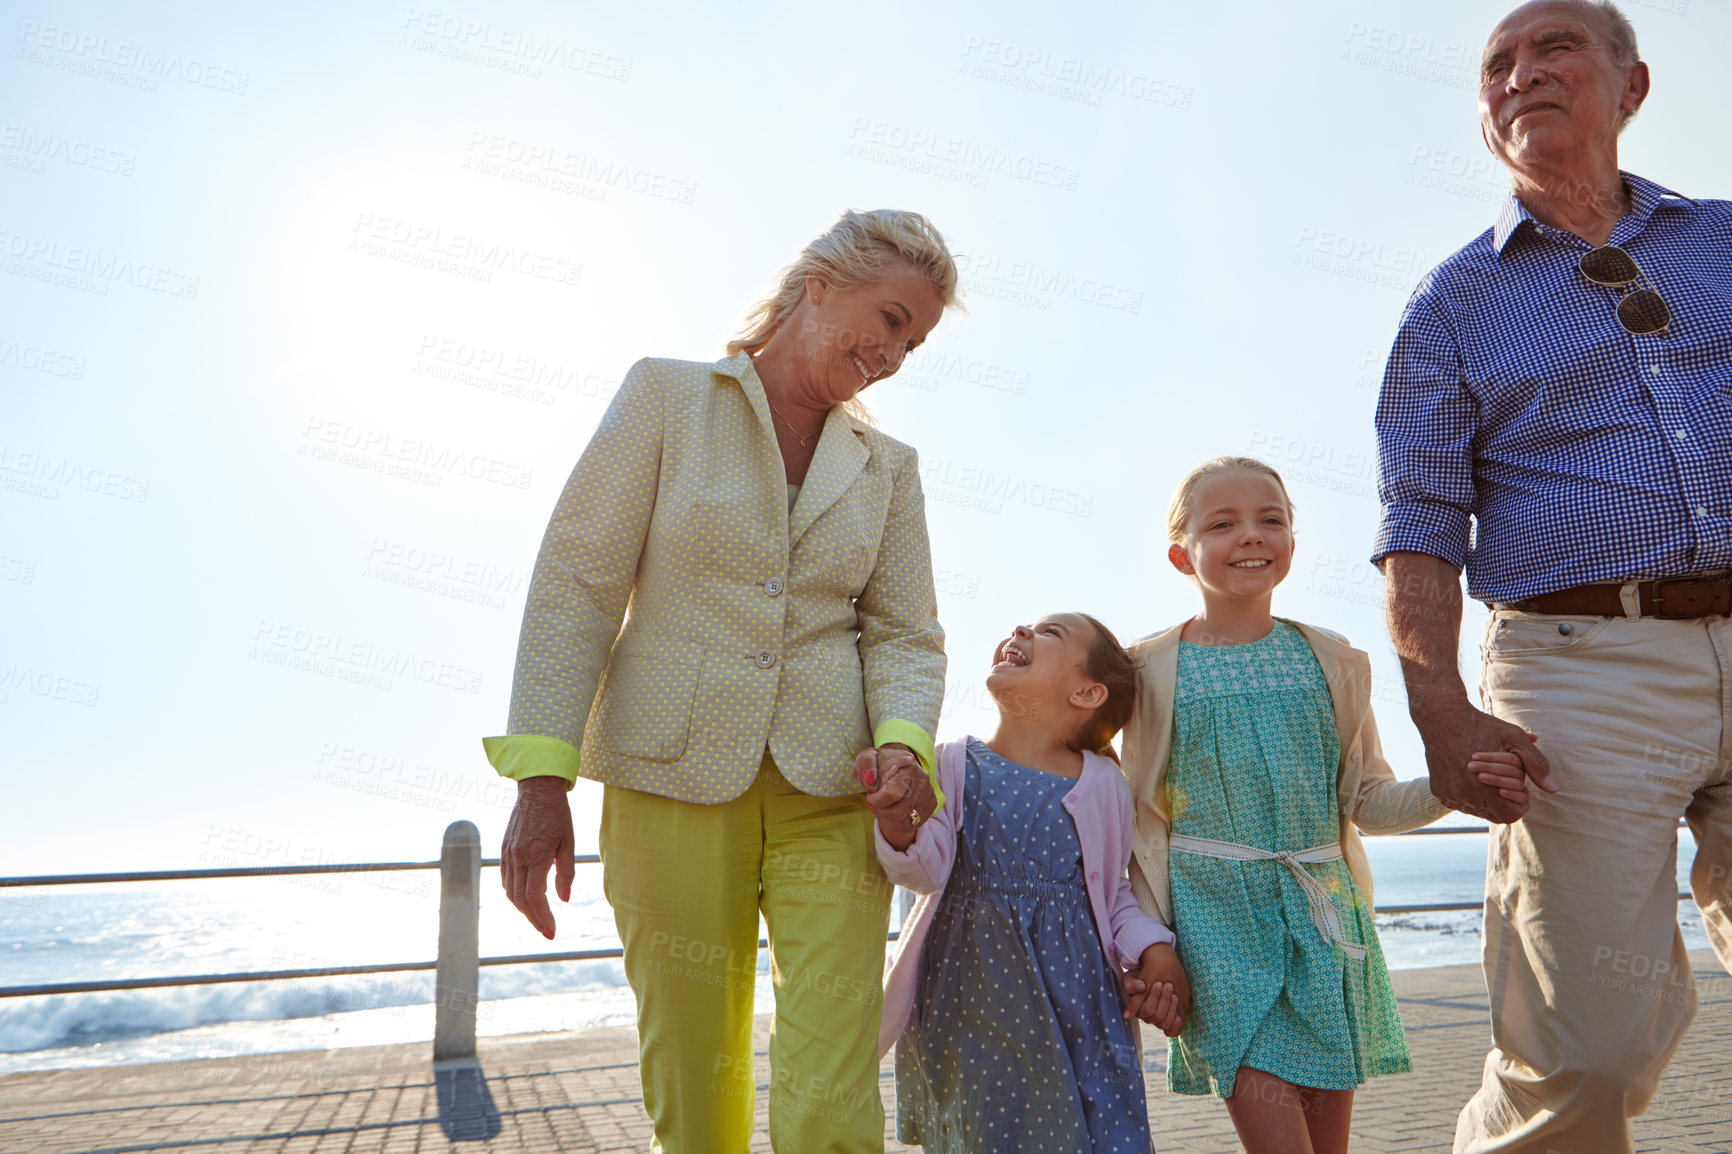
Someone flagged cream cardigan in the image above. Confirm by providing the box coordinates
[1119,618,1450,926]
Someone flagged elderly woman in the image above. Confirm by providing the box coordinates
[484,209,959,1152]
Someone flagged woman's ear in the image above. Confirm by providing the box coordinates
[1167,543,1194,576]
[804,273,826,306]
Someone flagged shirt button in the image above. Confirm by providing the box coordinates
[755,650,777,668]
[764,578,784,596]
[1088,871,1099,883]
[1675,429,1690,441]
[1697,507,1709,518]
[1648,364,1661,376]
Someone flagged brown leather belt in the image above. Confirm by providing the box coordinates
[1493,572,1732,619]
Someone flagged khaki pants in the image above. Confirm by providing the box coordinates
[600,754,892,1154]
[1455,611,1732,1153]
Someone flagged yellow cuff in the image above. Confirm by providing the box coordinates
[482,735,580,790]
[873,719,943,811]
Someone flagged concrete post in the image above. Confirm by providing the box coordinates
[433,820,481,1061]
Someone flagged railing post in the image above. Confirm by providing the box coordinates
[433,820,481,1061]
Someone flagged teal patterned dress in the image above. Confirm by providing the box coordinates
[1165,621,1410,1097]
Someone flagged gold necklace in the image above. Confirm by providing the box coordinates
[767,398,821,448]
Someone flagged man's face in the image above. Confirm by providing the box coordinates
[1478,1,1646,179]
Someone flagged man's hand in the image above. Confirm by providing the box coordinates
[1383,552,1555,823]
[852,743,934,851]
[1417,706,1553,822]
[1120,942,1190,1037]
[501,776,575,940]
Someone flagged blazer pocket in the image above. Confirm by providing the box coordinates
[599,653,700,762]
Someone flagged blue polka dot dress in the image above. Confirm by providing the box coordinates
[1165,621,1411,1098]
[895,739,1152,1152]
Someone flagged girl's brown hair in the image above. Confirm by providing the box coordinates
[1070,613,1141,762]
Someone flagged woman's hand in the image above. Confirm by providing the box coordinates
[1120,942,1191,1037]
[852,742,934,851]
[501,776,576,940]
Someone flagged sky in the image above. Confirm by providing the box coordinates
[4,0,1726,879]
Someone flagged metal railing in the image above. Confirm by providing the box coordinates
[0,820,1696,1059]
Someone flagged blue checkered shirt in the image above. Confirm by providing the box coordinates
[1371,172,1732,603]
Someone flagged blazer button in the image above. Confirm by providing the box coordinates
[755,650,777,668]
[764,578,784,597]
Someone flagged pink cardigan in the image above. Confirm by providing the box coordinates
[875,737,1176,1056]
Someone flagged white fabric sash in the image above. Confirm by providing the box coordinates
[1168,833,1368,961]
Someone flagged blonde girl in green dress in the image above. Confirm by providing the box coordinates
[1119,457,1531,1154]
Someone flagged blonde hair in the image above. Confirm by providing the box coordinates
[1166,456,1296,544]
[726,209,963,357]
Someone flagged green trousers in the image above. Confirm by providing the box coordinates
[600,755,892,1153]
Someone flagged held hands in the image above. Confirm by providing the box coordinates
[1468,744,1537,806]
[1119,942,1190,1037]
[1419,706,1555,824]
[852,742,934,852]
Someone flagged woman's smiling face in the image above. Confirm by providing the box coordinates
[1169,470,1295,599]
[791,260,944,407]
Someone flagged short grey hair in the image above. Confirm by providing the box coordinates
[1543,0,1641,65]
[1584,0,1639,65]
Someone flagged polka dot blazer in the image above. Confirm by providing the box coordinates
[484,352,946,804]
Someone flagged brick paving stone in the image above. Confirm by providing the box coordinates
[0,952,1725,1152]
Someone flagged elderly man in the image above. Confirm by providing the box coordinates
[1372,2,1732,1150]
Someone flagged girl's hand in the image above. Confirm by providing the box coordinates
[853,744,932,851]
[1121,942,1191,1037]
[1470,736,1538,805]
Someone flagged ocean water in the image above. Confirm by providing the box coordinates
[0,829,1709,1074]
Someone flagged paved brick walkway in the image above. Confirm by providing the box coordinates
[1,954,1726,1153]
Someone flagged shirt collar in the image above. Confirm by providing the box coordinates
[1493,171,1696,255]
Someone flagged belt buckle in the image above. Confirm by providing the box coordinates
[1650,574,1732,619]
